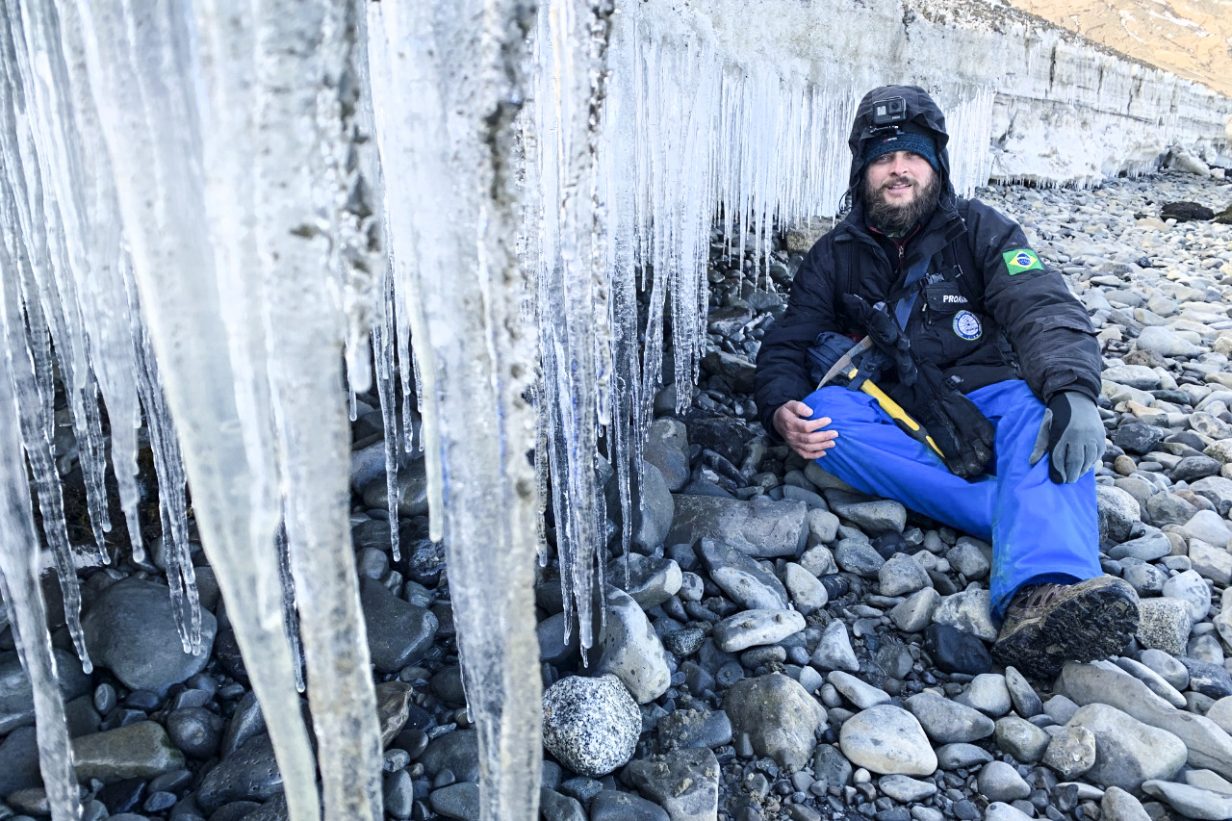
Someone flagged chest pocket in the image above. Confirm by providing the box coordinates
[917,269,988,355]
[923,281,971,314]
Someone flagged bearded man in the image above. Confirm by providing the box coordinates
[754,85,1139,679]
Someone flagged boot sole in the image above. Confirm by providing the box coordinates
[992,582,1139,680]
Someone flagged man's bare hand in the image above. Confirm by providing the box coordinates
[773,400,838,460]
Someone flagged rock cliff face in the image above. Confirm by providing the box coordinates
[1008,0,1232,98]
[639,0,1232,189]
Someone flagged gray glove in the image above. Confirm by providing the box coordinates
[1029,391,1106,483]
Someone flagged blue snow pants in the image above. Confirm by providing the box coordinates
[803,379,1102,622]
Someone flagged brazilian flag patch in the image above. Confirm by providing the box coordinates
[1002,248,1044,276]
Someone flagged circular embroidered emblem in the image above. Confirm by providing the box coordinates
[953,310,982,341]
[1013,251,1034,268]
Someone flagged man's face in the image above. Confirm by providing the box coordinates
[862,150,940,235]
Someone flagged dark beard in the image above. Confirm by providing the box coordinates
[864,173,942,236]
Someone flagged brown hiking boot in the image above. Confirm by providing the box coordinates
[991,576,1139,680]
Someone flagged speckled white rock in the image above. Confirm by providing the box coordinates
[542,675,641,777]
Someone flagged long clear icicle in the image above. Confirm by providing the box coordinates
[133,319,202,654]
[0,4,94,673]
[0,380,80,821]
[251,1,383,816]
[368,1,542,817]
[71,4,322,821]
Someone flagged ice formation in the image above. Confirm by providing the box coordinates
[0,1,1229,821]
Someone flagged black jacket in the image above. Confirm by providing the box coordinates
[754,195,1103,439]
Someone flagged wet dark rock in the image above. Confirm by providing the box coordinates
[0,726,42,797]
[430,666,465,706]
[419,729,480,783]
[220,692,266,759]
[383,770,415,820]
[64,694,101,738]
[0,648,92,734]
[1180,657,1232,698]
[622,748,720,821]
[1160,201,1214,222]
[1112,423,1167,455]
[359,577,438,673]
[244,795,290,821]
[590,789,670,821]
[165,707,224,759]
[687,417,754,466]
[209,801,261,821]
[538,787,585,821]
[73,721,186,783]
[656,708,733,751]
[81,578,217,694]
[428,782,480,821]
[97,778,146,814]
[212,629,248,683]
[537,612,581,667]
[195,734,282,812]
[924,623,992,675]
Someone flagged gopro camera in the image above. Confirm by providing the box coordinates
[871,96,907,127]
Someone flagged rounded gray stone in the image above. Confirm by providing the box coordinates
[1066,702,1186,791]
[878,553,931,597]
[1100,785,1152,821]
[724,673,825,772]
[810,620,860,672]
[905,691,994,743]
[596,588,670,703]
[838,704,936,776]
[81,578,218,694]
[713,608,805,653]
[994,716,1050,763]
[977,761,1031,802]
[956,673,1011,717]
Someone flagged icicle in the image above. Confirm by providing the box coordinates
[0,8,93,674]
[133,316,202,654]
[253,2,385,816]
[368,1,543,817]
[0,405,81,821]
[373,269,402,562]
[72,3,323,821]
[276,525,306,693]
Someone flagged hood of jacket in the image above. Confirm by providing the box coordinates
[846,85,956,208]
